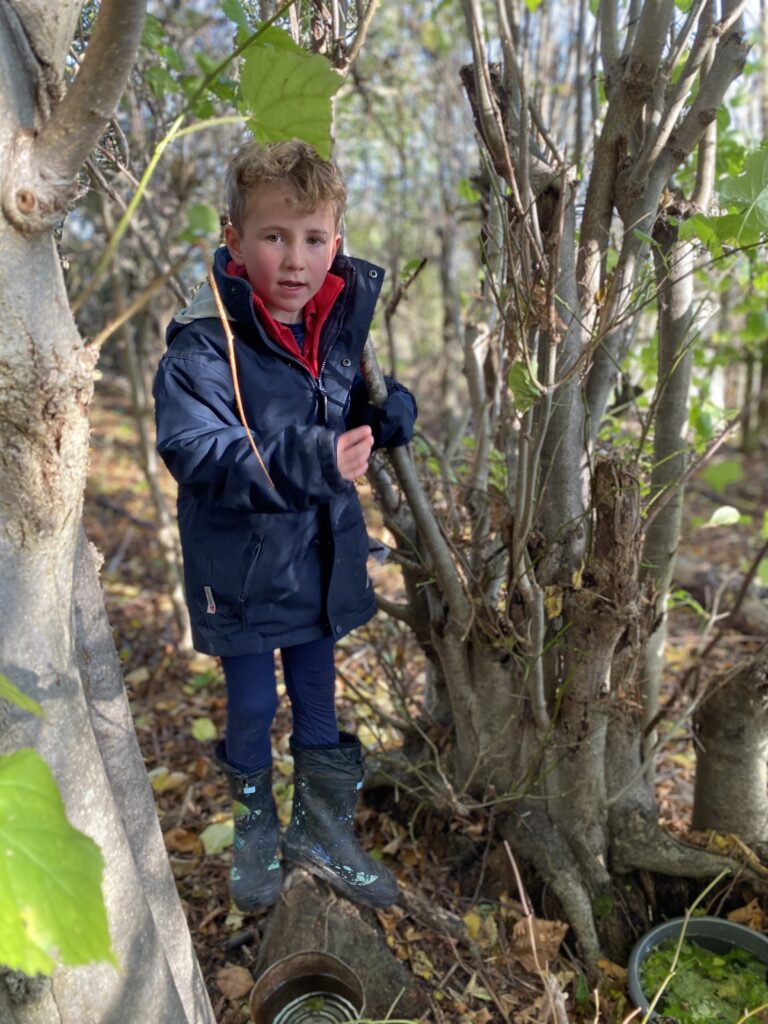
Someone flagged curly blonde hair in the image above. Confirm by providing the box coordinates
[225,139,347,231]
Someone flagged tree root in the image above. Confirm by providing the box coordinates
[612,807,768,886]
[499,808,604,966]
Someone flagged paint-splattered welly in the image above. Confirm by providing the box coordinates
[214,742,281,909]
[283,732,398,908]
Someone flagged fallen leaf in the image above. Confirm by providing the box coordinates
[200,820,234,855]
[597,957,628,982]
[511,917,568,972]
[728,898,768,930]
[125,666,150,687]
[217,964,254,1000]
[191,717,217,741]
[464,910,482,941]
[164,827,203,854]
[148,766,190,792]
[410,948,434,980]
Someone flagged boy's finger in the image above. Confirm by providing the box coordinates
[341,425,373,446]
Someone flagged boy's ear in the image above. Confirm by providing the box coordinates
[330,233,341,265]
[224,223,244,265]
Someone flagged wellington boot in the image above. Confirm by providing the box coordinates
[214,742,281,910]
[283,732,398,908]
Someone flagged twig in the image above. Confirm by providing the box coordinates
[89,250,193,349]
[384,257,428,326]
[206,254,274,489]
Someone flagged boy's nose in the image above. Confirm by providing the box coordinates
[283,243,304,268]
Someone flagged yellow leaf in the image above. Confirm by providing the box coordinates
[410,948,434,980]
[464,910,482,940]
[544,586,563,620]
[148,766,191,793]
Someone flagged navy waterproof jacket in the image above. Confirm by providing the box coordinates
[153,247,416,656]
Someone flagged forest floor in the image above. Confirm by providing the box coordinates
[83,376,768,1023]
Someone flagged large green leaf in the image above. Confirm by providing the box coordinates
[0,674,42,718]
[0,749,116,976]
[719,149,768,233]
[238,26,343,160]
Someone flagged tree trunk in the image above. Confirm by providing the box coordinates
[692,647,768,842]
[0,4,214,1019]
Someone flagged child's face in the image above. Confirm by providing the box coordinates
[225,185,341,324]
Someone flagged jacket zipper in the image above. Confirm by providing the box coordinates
[294,265,356,427]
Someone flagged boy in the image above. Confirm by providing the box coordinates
[153,140,416,911]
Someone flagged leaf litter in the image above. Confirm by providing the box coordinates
[85,381,768,1022]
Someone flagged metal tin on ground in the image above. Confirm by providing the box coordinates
[250,951,365,1024]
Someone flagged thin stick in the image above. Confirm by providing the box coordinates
[206,262,275,489]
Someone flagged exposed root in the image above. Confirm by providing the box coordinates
[612,807,768,886]
[499,807,604,966]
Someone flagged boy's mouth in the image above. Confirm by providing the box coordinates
[278,280,305,290]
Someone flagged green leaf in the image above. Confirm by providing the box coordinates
[238,27,344,160]
[0,674,42,718]
[679,213,723,257]
[507,362,541,415]
[145,65,177,99]
[186,203,221,237]
[719,149,768,234]
[191,717,217,741]
[704,505,740,527]
[700,458,743,492]
[141,14,165,51]
[763,510,768,541]
[0,749,115,975]
[524,0,544,10]
[744,311,768,341]
[574,972,592,1009]
[457,177,482,203]
[200,820,234,855]
[633,228,656,246]
[757,558,768,588]
[222,0,251,33]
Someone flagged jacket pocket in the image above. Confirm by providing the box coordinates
[237,533,264,625]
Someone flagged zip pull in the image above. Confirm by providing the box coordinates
[315,380,328,424]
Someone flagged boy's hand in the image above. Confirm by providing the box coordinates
[336,426,374,481]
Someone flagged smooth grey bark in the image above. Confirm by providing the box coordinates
[641,227,696,749]
[692,646,768,842]
[0,4,214,1020]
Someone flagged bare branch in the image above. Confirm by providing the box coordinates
[361,338,471,628]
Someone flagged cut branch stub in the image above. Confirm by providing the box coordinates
[1,127,81,232]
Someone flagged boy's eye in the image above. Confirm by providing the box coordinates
[265,233,282,242]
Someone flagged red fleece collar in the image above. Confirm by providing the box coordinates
[226,259,345,378]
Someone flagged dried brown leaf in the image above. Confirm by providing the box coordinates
[511,917,568,972]
[163,827,203,854]
[216,964,254,1000]
[728,897,768,931]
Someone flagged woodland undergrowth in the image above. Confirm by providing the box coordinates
[85,374,768,1024]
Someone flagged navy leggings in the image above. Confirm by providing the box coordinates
[221,636,339,773]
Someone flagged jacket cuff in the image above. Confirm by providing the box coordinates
[317,430,350,494]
